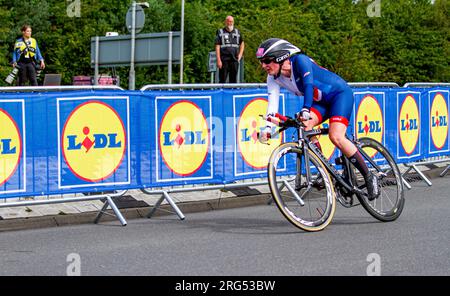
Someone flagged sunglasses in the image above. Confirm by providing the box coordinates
[259,58,275,65]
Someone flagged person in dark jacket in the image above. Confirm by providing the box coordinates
[215,16,245,83]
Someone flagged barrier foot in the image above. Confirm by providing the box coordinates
[412,165,432,186]
[146,191,185,220]
[402,177,412,190]
[267,180,288,205]
[440,164,450,177]
[94,196,127,226]
[147,195,165,219]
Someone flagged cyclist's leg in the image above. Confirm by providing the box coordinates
[305,105,324,130]
[327,88,358,157]
[328,89,380,199]
[308,104,329,150]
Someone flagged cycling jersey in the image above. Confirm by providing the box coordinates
[266,53,353,126]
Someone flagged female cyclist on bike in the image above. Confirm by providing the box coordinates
[257,38,380,200]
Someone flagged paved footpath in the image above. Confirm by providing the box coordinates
[0,176,449,276]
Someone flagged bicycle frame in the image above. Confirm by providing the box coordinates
[272,120,381,199]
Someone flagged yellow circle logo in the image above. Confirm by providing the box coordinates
[0,109,21,185]
[159,101,209,176]
[316,119,336,160]
[356,95,383,157]
[237,98,282,169]
[430,93,449,149]
[62,101,126,182]
[399,95,420,155]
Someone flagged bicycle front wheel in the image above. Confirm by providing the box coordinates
[268,142,336,232]
[355,137,405,222]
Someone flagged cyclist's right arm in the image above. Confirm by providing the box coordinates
[266,75,280,120]
[260,75,280,142]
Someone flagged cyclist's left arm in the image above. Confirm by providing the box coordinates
[292,55,314,111]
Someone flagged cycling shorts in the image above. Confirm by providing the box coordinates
[309,88,353,126]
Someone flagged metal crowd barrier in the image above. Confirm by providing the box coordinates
[401,156,450,187]
[400,82,450,187]
[403,82,450,88]
[0,85,124,92]
[140,82,400,91]
[138,82,408,217]
[0,190,129,226]
[0,82,448,226]
[0,85,129,226]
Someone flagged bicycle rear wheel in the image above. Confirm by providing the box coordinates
[268,142,336,232]
[354,137,405,221]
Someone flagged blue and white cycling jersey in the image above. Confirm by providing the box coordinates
[266,53,354,126]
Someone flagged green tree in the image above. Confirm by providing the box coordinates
[0,0,448,87]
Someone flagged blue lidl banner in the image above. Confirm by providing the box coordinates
[0,99,26,196]
[396,91,422,161]
[57,96,130,189]
[154,95,214,185]
[232,93,285,179]
[0,86,449,198]
[353,91,386,162]
[427,90,450,156]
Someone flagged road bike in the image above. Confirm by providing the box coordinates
[264,113,405,232]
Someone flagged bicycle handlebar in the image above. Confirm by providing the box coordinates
[265,113,302,128]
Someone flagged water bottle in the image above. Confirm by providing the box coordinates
[5,66,19,84]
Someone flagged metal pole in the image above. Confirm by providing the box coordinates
[94,36,99,85]
[0,85,124,92]
[168,31,173,84]
[179,0,185,84]
[412,165,433,186]
[440,165,450,177]
[106,196,128,226]
[129,1,137,90]
[163,191,185,220]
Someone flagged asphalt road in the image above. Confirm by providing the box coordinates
[0,177,449,276]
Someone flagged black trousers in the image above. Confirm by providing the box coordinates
[219,59,239,83]
[18,62,38,86]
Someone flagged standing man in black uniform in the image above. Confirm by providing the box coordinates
[215,15,245,83]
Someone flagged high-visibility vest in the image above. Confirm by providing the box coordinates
[218,28,241,49]
[14,37,39,60]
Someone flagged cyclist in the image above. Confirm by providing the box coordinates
[256,38,380,200]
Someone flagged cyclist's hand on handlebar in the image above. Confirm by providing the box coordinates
[258,126,272,144]
[264,113,288,126]
[297,108,312,121]
[265,113,278,125]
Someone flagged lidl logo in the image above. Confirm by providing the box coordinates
[316,120,336,160]
[0,109,22,186]
[237,98,282,169]
[399,95,420,155]
[159,101,210,176]
[356,95,383,157]
[430,93,449,150]
[61,100,126,182]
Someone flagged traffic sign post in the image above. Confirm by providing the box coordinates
[208,51,217,83]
